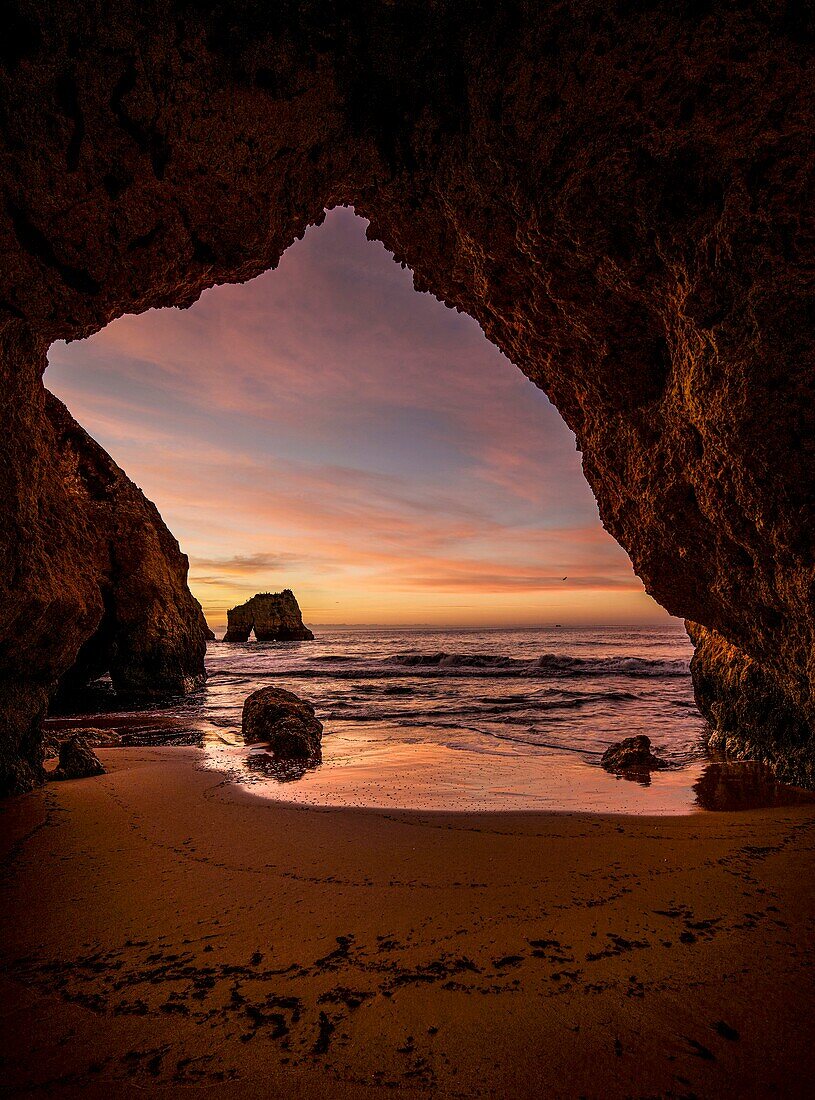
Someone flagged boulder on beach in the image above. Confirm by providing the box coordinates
[601,735,666,774]
[242,687,323,760]
[224,590,314,643]
[43,728,122,760]
[50,736,106,781]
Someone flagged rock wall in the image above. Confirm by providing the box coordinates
[1,0,813,786]
[224,591,314,643]
[0,339,208,793]
[46,392,209,698]
[688,622,814,788]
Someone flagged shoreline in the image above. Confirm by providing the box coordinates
[3,745,815,1097]
[46,710,815,816]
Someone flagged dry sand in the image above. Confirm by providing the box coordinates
[2,745,815,1098]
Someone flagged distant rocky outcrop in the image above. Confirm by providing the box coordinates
[50,736,106,781]
[601,735,666,774]
[224,591,314,643]
[242,687,323,760]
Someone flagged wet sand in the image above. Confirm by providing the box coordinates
[2,746,815,1098]
[210,722,815,815]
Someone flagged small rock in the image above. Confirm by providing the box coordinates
[51,736,106,780]
[601,735,666,773]
[43,727,121,760]
[242,687,323,760]
[81,728,122,748]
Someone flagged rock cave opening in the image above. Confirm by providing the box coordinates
[3,10,815,1098]
[1,2,812,794]
[41,207,689,789]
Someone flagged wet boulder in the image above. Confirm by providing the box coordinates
[50,736,106,781]
[601,735,666,774]
[242,687,323,760]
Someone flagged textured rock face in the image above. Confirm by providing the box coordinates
[42,728,122,760]
[224,591,314,643]
[47,394,209,699]
[0,370,208,794]
[601,735,666,775]
[242,687,323,760]
[688,622,814,788]
[50,735,106,781]
[0,1,813,785]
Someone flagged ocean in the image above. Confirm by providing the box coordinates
[43,624,735,811]
[48,625,813,814]
[207,625,700,758]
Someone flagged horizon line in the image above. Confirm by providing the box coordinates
[205,620,685,632]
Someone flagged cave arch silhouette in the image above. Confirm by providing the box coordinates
[1,0,813,790]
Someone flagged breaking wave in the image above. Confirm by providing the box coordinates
[387,650,688,678]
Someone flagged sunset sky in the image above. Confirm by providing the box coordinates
[46,207,670,632]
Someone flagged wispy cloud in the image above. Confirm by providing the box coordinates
[191,552,309,574]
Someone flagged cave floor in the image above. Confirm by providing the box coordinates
[2,746,814,1098]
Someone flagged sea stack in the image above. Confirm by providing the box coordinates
[223,590,314,643]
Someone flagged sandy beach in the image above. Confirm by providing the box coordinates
[1,746,814,1098]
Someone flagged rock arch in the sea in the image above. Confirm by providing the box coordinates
[224,592,314,643]
[1,0,813,792]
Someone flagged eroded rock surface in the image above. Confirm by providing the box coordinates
[688,622,815,788]
[601,735,666,775]
[224,591,314,643]
[42,728,122,760]
[0,374,208,794]
[50,735,106,781]
[242,687,323,760]
[48,394,209,698]
[0,1,813,787]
